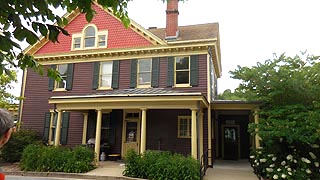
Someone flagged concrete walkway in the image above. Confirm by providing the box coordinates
[85,161,125,177]
[204,160,258,180]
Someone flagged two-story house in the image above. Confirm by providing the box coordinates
[19,0,260,166]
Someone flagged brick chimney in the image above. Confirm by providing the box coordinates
[165,0,179,40]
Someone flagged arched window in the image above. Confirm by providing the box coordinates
[84,26,96,48]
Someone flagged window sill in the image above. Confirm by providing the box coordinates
[136,85,152,89]
[53,88,67,92]
[174,84,192,88]
[97,87,113,90]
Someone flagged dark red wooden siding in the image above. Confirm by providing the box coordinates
[21,54,208,148]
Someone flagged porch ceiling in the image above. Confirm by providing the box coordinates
[49,89,209,111]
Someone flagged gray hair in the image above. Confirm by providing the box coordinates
[0,108,14,137]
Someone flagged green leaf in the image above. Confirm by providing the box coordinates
[13,28,26,41]
[32,22,38,32]
[38,23,48,36]
[25,30,39,45]
[85,11,94,22]
[0,36,14,52]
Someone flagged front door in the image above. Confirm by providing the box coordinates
[121,111,140,158]
[221,125,240,160]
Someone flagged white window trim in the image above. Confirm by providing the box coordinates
[98,61,113,90]
[71,24,108,51]
[177,116,191,138]
[174,56,191,87]
[71,34,82,50]
[137,58,152,88]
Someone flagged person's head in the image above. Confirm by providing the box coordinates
[0,108,14,148]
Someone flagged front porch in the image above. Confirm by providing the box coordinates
[48,89,210,162]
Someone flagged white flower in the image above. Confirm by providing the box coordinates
[302,157,311,164]
[272,157,277,161]
[277,168,282,172]
[260,158,267,163]
[266,168,273,172]
[287,167,292,172]
[293,159,297,163]
[314,162,319,167]
[270,164,275,168]
[250,155,255,159]
[268,154,274,157]
[288,171,292,176]
[273,174,279,179]
[309,152,317,159]
[281,161,286,166]
[281,174,286,178]
[306,169,312,174]
[286,154,293,161]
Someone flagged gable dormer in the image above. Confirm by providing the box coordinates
[32,4,164,55]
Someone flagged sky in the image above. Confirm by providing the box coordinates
[10,0,320,96]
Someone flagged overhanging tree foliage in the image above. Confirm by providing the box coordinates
[0,70,17,107]
[230,53,320,179]
[0,0,132,80]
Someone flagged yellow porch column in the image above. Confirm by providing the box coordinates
[191,108,197,159]
[54,110,62,146]
[207,106,212,166]
[200,110,204,159]
[254,109,260,148]
[82,112,89,145]
[140,108,147,154]
[95,109,102,162]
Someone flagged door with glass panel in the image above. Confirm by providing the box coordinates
[121,111,140,158]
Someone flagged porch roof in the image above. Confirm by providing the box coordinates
[49,88,209,111]
[212,100,262,110]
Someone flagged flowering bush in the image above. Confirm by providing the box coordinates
[250,143,320,180]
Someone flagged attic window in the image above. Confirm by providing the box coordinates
[71,24,108,50]
[84,26,96,48]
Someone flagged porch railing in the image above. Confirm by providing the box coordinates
[200,149,210,180]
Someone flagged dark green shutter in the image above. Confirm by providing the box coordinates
[190,55,199,86]
[60,112,70,145]
[130,59,137,88]
[167,57,174,87]
[48,65,56,91]
[66,63,74,90]
[92,62,100,90]
[111,60,120,89]
[151,57,160,87]
[43,112,51,142]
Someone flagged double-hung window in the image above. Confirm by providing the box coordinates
[99,61,113,89]
[175,56,190,86]
[55,64,68,89]
[137,59,152,87]
[178,116,191,138]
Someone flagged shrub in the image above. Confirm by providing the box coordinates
[20,144,95,173]
[250,142,320,180]
[123,150,200,180]
[0,130,41,162]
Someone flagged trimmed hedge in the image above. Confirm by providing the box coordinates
[123,150,200,180]
[0,130,41,162]
[20,144,95,173]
